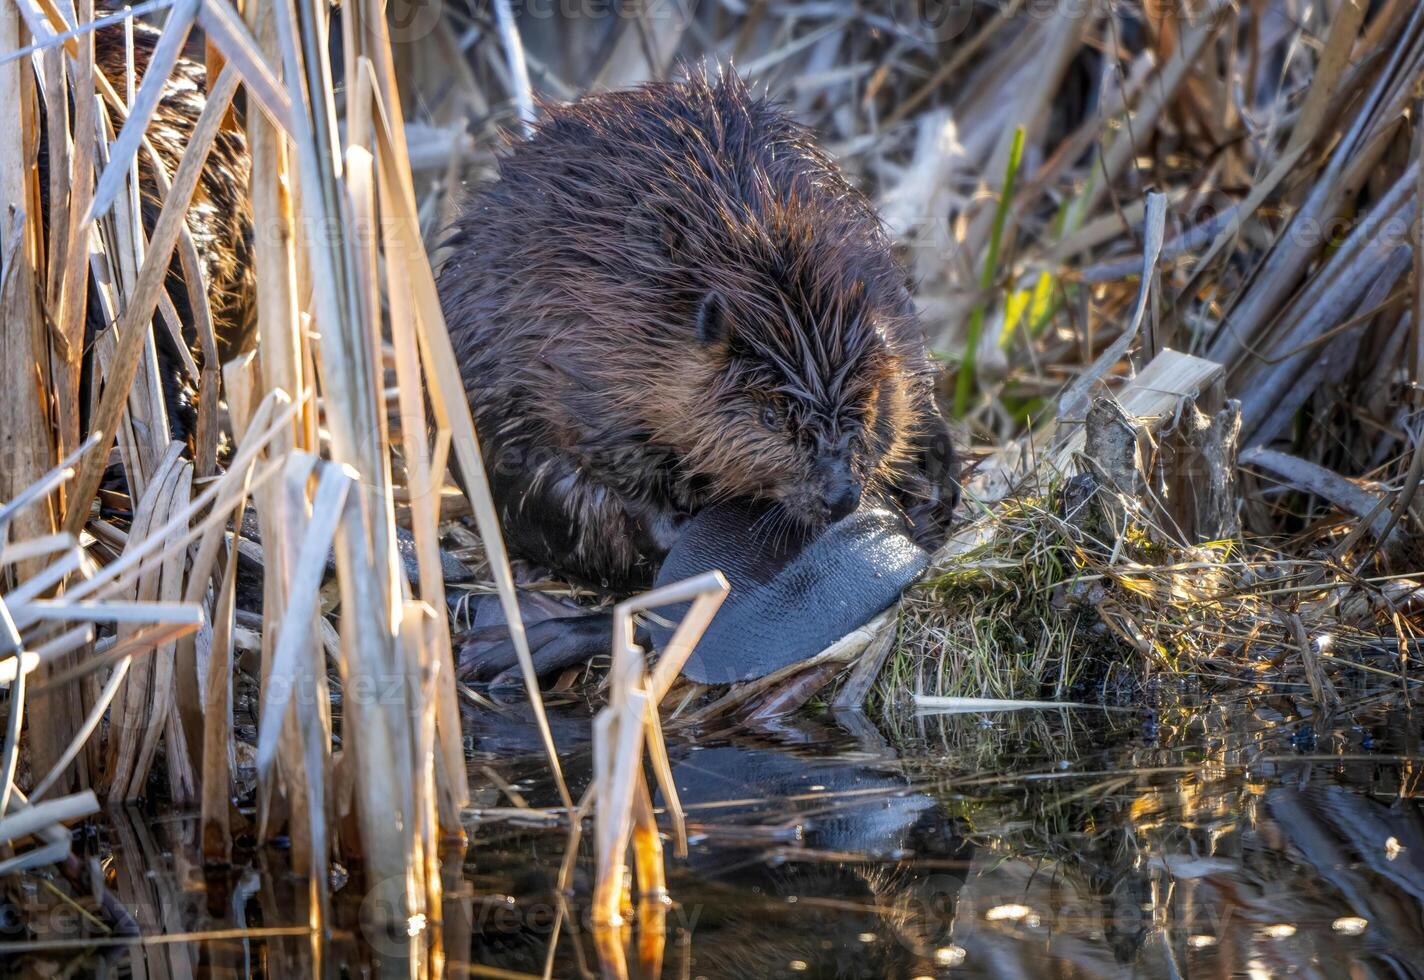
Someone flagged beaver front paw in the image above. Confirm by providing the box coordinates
[457,610,613,690]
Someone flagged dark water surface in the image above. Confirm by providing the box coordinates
[8,695,1424,978]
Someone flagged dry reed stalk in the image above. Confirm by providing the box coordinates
[242,0,307,450]
[219,0,315,845]
[62,64,240,537]
[347,0,473,827]
[198,467,248,863]
[591,571,727,937]
[247,0,409,890]
[105,442,195,803]
[243,327,316,866]
[357,7,572,812]
[2,0,66,782]
[1,447,221,826]
[351,76,466,832]
[405,601,446,952]
[0,789,98,876]
[256,456,350,918]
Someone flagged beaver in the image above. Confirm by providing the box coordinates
[41,17,256,443]
[440,71,957,603]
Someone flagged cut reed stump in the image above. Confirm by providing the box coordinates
[1076,350,1242,545]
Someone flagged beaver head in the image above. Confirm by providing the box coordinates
[607,83,930,530]
[661,243,923,529]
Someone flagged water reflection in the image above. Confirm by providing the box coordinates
[8,698,1424,978]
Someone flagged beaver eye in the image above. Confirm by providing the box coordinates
[761,407,783,431]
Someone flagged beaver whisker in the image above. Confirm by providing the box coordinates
[743,505,782,548]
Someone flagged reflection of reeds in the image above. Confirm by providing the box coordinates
[885,706,1424,978]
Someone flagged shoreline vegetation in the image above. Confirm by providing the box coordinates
[3,0,1423,973]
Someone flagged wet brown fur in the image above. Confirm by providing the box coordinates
[96,23,255,365]
[440,71,956,591]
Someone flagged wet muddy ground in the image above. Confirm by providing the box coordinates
[6,693,1423,978]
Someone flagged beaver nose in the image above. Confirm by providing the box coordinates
[824,483,861,521]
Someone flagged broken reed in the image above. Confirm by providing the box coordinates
[0,0,579,938]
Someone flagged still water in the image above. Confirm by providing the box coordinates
[7,695,1423,978]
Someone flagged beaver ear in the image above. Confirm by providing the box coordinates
[694,290,728,346]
